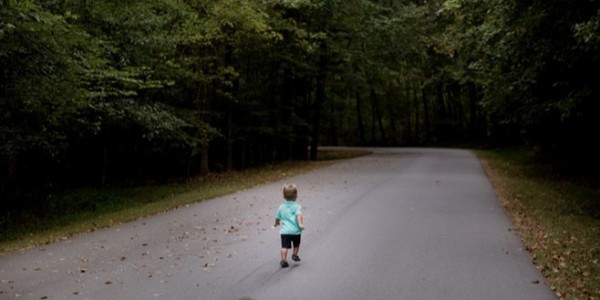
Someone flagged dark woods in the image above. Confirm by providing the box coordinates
[1,0,599,213]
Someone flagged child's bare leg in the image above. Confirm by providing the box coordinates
[291,244,301,261]
[280,248,288,261]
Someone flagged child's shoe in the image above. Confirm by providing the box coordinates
[280,260,289,268]
[292,254,301,262]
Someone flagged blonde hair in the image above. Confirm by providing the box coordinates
[283,184,298,200]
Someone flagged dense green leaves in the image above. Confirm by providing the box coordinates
[434,0,599,166]
[1,0,597,213]
[0,1,91,156]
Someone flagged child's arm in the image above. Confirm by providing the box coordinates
[274,218,280,227]
[297,214,305,230]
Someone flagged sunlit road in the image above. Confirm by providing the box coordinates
[0,148,556,299]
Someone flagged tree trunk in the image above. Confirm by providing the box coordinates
[370,88,387,145]
[199,146,209,176]
[282,67,294,160]
[101,135,108,186]
[412,80,420,144]
[405,81,412,145]
[310,52,327,161]
[195,79,211,176]
[7,154,18,198]
[448,83,466,142]
[224,43,235,171]
[385,85,398,145]
[355,92,366,145]
[421,82,431,144]
[468,83,481,139]
[435,84,448,143]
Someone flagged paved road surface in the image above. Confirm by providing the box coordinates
[0,148,556,299]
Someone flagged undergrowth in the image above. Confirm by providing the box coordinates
[477,148,600,300]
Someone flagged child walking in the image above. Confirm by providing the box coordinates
[274,184,305,268]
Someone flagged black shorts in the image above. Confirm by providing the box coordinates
[280,234,301,249]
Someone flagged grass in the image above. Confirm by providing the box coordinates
[0,149,371,255]
[476,148,600,300]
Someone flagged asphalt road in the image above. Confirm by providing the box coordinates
[0,148,556,300]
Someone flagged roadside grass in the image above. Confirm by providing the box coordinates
[477,148,600,300]
[0,149,371,255]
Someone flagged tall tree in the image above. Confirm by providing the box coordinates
[0,0,98,203]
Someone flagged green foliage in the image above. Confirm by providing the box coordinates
[432,0,600,167]
[1,0,597,217]
[0,1,93,156]
[573,9,600,48]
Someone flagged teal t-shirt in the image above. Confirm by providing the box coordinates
[276,200,303,235]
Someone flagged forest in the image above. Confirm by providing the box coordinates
[1,0,599,213]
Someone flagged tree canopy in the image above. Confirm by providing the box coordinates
[1,0,598,208]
